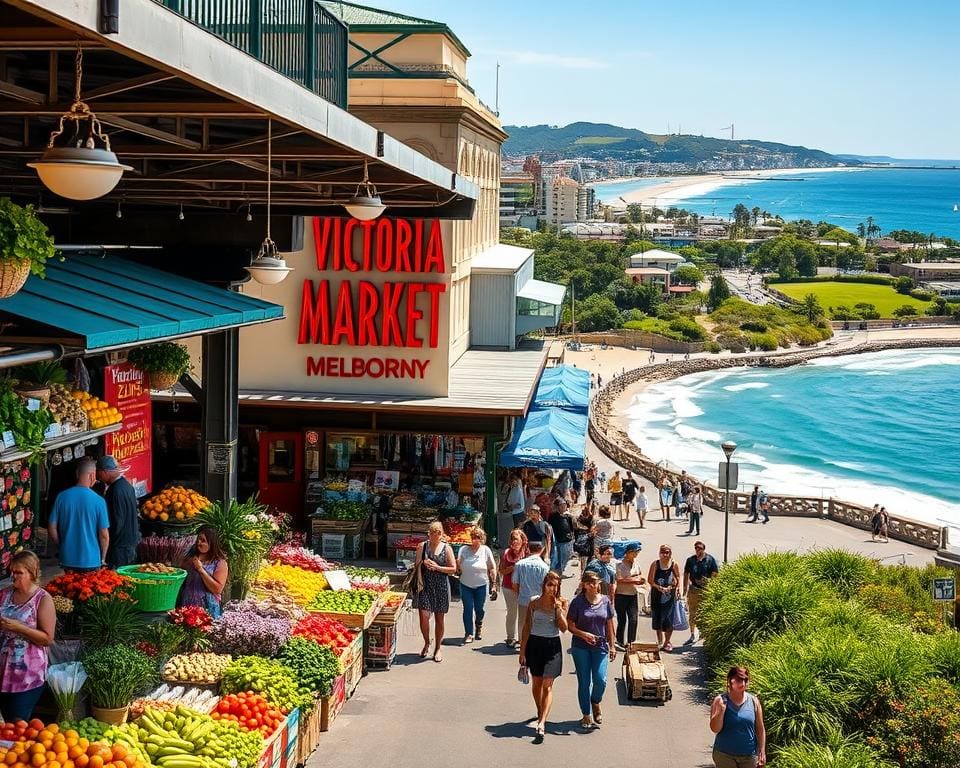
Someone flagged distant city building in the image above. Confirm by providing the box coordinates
[625,249,691,294]
[544,175,581,227]
[889,261,960,281]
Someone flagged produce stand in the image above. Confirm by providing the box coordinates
[364,596,407,670]
[318,674,346,732]
[256,709,300,768]
[309,592,384,630]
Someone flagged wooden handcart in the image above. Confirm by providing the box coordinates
[622,642,672,703]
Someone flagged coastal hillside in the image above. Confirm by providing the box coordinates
[503,122,853,169]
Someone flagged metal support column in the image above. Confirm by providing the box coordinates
[201,329,239,507]
[484,435,497,544]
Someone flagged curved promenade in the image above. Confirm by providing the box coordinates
[588,337,960,550]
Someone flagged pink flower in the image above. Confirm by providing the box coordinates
[22,527,30,542]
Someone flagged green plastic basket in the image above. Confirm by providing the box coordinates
[117,565,188,612]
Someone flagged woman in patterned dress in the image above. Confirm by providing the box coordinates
[414,521,457,662]
[0,551,55,721]
[177,526,229,618]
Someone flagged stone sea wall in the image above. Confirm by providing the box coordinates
[589,338,960,550]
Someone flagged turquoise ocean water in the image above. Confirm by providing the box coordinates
[594,168,960,238]
[626,348,960,525]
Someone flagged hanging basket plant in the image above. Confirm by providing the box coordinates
[0,197,57,299]
[127,342,192,390]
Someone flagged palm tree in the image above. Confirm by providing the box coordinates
[857,222,866,239]
[801,293,822,323]
[751,206,761,227]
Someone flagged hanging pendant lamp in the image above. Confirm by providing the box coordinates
[343,160,386,221]
[246,119,293,285]
[28,45,131,200]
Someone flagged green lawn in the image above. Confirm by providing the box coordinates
[771,281,931,317]
[573,136,627,145]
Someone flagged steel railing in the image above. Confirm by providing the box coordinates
[159,0,348,108]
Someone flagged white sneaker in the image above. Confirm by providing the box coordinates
[464,634,474,644]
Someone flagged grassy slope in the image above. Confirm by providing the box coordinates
[772,281,931,317]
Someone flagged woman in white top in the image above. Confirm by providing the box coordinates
[457,526,498,643]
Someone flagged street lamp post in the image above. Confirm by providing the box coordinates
[721,440,738,564]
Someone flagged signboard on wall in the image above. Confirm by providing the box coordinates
[104,363,152,496]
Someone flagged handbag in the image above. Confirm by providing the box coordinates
[672,597,689,632]
[408,542,426,594]
[573,532,593,557]
[517,665,530,685]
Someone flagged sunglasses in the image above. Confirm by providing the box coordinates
[695,545,705,550]
[733,676,749,683]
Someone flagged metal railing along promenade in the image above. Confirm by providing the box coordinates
[159,0,348,108]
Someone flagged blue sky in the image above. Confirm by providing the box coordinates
[386,0,960,159]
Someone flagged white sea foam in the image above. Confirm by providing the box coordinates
[723,382,771,392]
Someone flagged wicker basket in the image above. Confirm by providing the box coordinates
[0,260,30,299]
[117,565,188,612]
[15,385,50,404]
[149,370,180,390]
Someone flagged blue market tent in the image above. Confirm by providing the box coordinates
[499,407,588,471]
[533,365,590,412]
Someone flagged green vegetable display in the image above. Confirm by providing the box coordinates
[343,566,387,579]
[60,717,110,742]
[220,656,310,713]
[137,705,263,768]
[0,381,52,461]
[306,588,379,614]
[82,643,155,709]
[317,499,368,521]
[276,637,340,701]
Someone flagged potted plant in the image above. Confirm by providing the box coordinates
[82,643,155,724]
[12,360,67,404]
[127,342,192,390]
[0,197,57,298]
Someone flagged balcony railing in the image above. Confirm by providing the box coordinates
[159,0,348,108]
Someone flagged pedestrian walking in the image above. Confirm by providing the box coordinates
[499,529,529,648]
[414,521,457,663]
[96,455,139,568]
[614,543,646,647]
[585,544,617,602]
[519,571,567,742]
[514,541,550,616]
[758,489,770,524]
[566,571,616,729]
[686,486,704,536]
[672,477,685,520]
[505,475,527,530]
[574,504,596,573]
[584,474,596,505]
[636,485,648,528]
[658,478,672,520]
[683,541,719,646]
[607,470,623,520]
[457,527,497,644]
[747,486,760,523]
[648,544,681,652]
[522,505,553,564]
[47,457,109,572]
[878,506,889,542]
[710,666,767,767]
[547,499,576,577]
[621,471,638,523]
[593,506,614,554]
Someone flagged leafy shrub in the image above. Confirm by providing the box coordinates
[716,332,747,352]
[872,563,952,608]
[866,679,960,768]
[806,549,876,599]
[857,584,916,623]
[705,341,722,353]
[795,325,826,345]
[909,288,934,301]
[928,631,960,684]
[894,275,915,294]
[893,305,919,317]
[740,320,768,332]
[830,305,859,320]
[776,739,894,768]
[667,316,706,341]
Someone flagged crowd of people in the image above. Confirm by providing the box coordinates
[411,460,764,766]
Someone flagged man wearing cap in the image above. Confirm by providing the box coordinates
[48,457,110,572]
[614,542,646,648]
[97,455,140,568]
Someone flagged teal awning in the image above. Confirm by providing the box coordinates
[0,253,284,352]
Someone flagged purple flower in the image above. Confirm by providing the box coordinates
[209,607,290,656]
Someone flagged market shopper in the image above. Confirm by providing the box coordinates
[683,541,719,646]
[522,505,552,563]
[547,498,576,577]
[457,527,497,643]
[514,541,550,616]
[614,542,646,647]
[636,485,648,528]
[574,503,596,573]
[499,529,529,647]
[710,666,767,767]
[47,457,109,572]
[413,521,457,663]
[566,571,615,729]
[686,486,704,536]
[97,455,140,568]
[585,545,617,601]
[0,551,55,722]
[177,526,229,619]
[607,470,623,521]
[593,505,614,554]
[621,471,638,523]
[505,475,526,529]
[648,544,681,652]
[519,571,567,741]
[658,478,673,520]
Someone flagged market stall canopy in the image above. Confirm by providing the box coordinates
[0,252,284,353]
[533,365,589,412]
[499,407,587,471]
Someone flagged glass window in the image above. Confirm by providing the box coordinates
[517,297,558,317]
[267,439,296,482]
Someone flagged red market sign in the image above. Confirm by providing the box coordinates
[103,363,152,496]
[297,217,447,380]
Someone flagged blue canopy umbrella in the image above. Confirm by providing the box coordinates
[534,365,590,412]
[499,407,588,471]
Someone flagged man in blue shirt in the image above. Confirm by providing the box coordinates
[513,541,551,614]
[48,457,110,571]
[585,545,617,600]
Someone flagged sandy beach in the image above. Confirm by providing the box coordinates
[603,166,855,207]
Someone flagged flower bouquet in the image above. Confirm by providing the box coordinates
[46,661,87,721]
[46,569,131,602]
[167,605,212,652]
[208,606,290,657]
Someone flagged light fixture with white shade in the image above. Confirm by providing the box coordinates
[343,160,386,221]
[245,119,293,285]
[27,45,131,200]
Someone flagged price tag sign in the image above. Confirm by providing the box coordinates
[933,577,956,602]
[1,431,15,449]
[43,423,62,440]
[324,570,352,591]
[25,399,40,412]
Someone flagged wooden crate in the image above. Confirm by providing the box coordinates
[318,674,346,732]
[296,696,322,766]
[345,649,364,699]
[310,595,382,630]
[623,642,671,702]
[364,620,398,669]
[337,630,363,673]
[256,708,300,768]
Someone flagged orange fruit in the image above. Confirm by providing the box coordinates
[64,761,74,768]
[75,755,88,768]
[6,753,18,765]
[87,756,102,768]
[76,742,88,752]
[47,726,59,735]
[30,756,44,768]
[29,747,44,757]
[109,748,126,761]
[67,748,82,761]
[47,761,61,768]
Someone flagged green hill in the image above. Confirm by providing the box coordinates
[503,122,853,168]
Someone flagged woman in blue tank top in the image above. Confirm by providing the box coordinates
[709,666,766,768]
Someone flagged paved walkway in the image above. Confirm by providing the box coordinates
[312,445,934,767]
